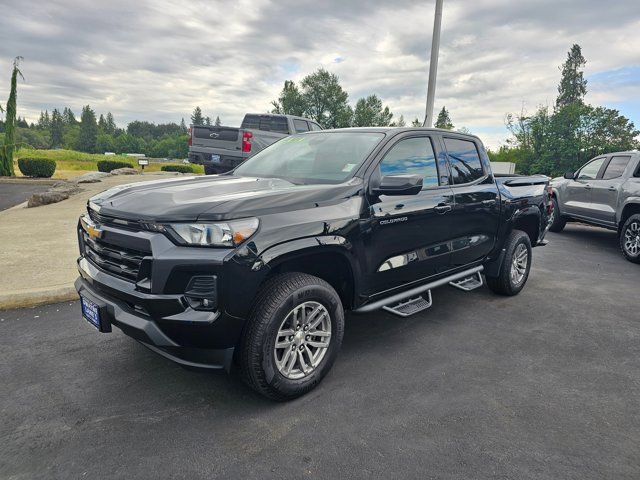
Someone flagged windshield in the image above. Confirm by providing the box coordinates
[233,131,385,184]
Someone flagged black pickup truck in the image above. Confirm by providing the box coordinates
[75,128,551,400]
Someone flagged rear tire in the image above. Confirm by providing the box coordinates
[239,273,344,401]
[204,164,218,175]
[620,214,640,264]
[548,197,567,233]
[486,230,532,296]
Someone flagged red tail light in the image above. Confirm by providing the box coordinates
[188,128,192,147]
[242,131,253,153]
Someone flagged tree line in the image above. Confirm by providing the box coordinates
[490,44,639,176]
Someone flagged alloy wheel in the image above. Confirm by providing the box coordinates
[623,221,640,257]
[274,301,332,380]
[510,243,529,286]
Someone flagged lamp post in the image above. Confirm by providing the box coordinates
[423,0,444,127]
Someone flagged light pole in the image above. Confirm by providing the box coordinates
[423,0,444,127]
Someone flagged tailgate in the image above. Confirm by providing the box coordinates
[192,126,242,152]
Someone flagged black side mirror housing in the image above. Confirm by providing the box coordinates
[373,174,423,196]
[564,171,575,179]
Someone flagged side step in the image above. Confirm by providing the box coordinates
[449,272,483,291]
[382,291,432,317]
[354,266,484,315]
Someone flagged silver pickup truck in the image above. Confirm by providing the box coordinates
[188,113,322,175]
[549,150,640,263]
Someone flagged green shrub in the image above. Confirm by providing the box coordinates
[161,164,196,173]
[97,159,134,172]
[18,158,56,178]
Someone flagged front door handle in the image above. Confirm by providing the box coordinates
[608,186,617,191]
[584,184,592,190]
[434,204,452,214]
[482,199,496,206]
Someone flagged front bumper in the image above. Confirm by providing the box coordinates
[75,255,243,371]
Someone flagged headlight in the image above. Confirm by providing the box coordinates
[167,218,259,247]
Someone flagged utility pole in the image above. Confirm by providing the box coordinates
[423,0,444,127]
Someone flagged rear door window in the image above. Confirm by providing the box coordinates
[602,156,631,180]
[308,122,323,131]
[293,119,310,133]
[443,137,484,184]
[378,136,440,188]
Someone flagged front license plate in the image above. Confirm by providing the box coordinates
[211,154,221,163]
[81,296,102,331]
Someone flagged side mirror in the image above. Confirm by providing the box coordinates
[564,171,575,180]
[373,174,423,196]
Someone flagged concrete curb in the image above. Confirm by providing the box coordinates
[0,285,78,311]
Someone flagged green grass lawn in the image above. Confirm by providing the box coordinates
[13,148,203,178]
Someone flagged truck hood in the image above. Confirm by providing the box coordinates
[91,174,363,222]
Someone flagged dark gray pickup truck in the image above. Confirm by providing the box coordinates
[549,151,640,263]
[188,113,322,175]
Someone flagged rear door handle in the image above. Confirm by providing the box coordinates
[608,186,617,191]
[584,184,592,190]
[434,204,452,214]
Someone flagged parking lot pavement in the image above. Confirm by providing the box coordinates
[0,182,49,211]
[1,223,639,479]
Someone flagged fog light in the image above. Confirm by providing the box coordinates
[185,275,217,311]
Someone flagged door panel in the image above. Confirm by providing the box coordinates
[564,157,607,218]
[441,136,500,268]
[590,155,631,225]
[363,134,454,295]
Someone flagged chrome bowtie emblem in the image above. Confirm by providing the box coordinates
[209,132,219,138]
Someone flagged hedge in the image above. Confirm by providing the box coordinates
[161,164,196,173]
[97,160,134,172]
[18,158,57,178]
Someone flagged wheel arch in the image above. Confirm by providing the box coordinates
[619,200,640,232]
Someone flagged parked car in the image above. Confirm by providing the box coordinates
[549,151,640,263]
[188,113,322,175]
[75,128,550,400]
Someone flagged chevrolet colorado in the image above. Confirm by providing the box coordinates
[549,151,640,263]
[76,128,551,400]
[188,113,322,175]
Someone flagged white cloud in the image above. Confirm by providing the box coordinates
[0,0,639,149]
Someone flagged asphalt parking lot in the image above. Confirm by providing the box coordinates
[1,224,639,479]
[0,183,49,211]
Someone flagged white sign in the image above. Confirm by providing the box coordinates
[138,158,149,166]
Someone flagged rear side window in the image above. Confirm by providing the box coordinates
[443,137,484,184]
[309,122,323,131]
[293,119,309,133]
[241,115,289,134]
[379,137,439,188]
[602,155,631,180]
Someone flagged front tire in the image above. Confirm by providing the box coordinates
[486,230,532,296]
[548,196,567,232]
[620,214,640,264]
[239,273,344,401]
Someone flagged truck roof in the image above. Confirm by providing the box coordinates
[314,126,484,142]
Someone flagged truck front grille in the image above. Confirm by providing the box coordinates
[82,232,149,282]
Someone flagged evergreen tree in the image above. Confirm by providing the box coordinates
[180,118,187,132]
[0,57,23,176]
[50,108,64,147]
[191,106,204,125]
[411,117,422,127]
[214,116,221,126]
[391,115,406,127]
[37,110,50,129]
[76,105,98,152]
[204,116,211,126]
[556,44,587,109]
[434,107,454,130]
[62,107,77,125]
[105,112,116,134]
[98,114,107,131]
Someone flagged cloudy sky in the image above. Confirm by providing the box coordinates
[0,0,639,148]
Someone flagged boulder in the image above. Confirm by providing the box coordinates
[27,191,70,208]
[111,167,139,175]
[51,182,82,195]
[74,171,111,183]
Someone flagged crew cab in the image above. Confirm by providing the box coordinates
[549,151,640,263]
[188,113,322,175]
[75,128,550,400]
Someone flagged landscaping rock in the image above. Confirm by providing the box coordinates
[111,167,139,175]
[27,191,70,208]
[51,182,82,195]
[74,171,111,183]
